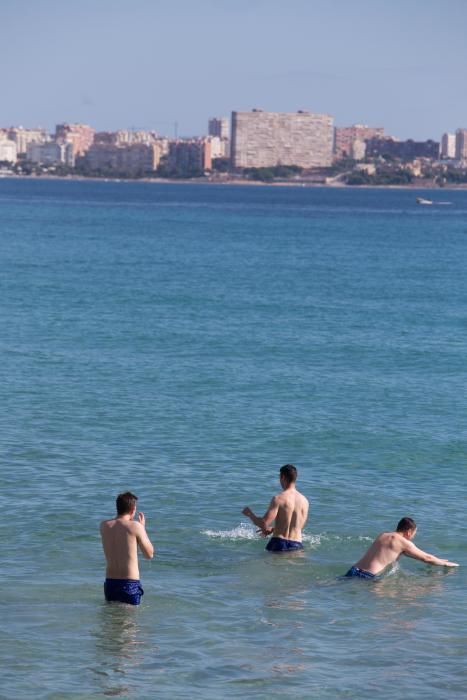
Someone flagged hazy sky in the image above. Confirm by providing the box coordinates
[2,0,467,140]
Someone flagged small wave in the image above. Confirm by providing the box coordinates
[302,533,372,547]
[201,528,371,546]
[202,525,322,544]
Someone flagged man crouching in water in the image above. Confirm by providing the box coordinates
[242,464,309,552]
[345,516,459,579]
[100,492,154,605]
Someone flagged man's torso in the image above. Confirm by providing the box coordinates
[100,518,140,579]
[355,532,404,575]
[272,489,309,542]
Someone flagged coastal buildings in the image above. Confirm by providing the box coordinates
[334,124,385,160]
[440,133,456,159]
[365,138,439,160]
[207,135,229,160]
[7,127,48,155]
[55,123,95,157]
[94,129,161,146]
[84,142,163,174]
[0,138,17,163]
[455,129,467,161]
[27,141,74,166]
[208,117,229,140]
[207,118,230,159]
[168,139,212,173]
[231,109,334,169]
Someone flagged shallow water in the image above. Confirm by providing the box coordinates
[1,179,466,699]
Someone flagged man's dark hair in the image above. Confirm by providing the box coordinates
[396,516,416,533]
[116,491,138,516]
[280,464,298,484]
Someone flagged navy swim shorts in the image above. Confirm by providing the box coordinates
[104,578,144,605]
[344,566,375,580]
[266,537,304,552]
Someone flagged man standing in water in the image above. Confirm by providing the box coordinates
[100,492,155,605]
[242,464,309,551]
[345,516,459,579]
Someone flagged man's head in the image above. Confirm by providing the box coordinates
[396,516,417,540]
[116,491,138,516]
[280,464,298,487]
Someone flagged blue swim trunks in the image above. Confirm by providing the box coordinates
[345,566,375,580]
[266,537,304,552]
[104,578,144,605]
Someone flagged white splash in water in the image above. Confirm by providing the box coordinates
[302,533,322,547]
[202,525,324,546]
[202,522,257,540]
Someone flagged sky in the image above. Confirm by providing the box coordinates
[2,0,467,140]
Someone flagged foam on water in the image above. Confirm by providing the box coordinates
[201,528,370,548]
[202,522,258,539]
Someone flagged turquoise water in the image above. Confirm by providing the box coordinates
[1,179,466,699]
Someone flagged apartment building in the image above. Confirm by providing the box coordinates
[334,124,385,160]
[55,123,95,157]
[231,109,334,169]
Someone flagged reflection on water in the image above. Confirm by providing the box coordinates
[91,603,149,697]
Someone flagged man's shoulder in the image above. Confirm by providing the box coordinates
[379,531,404,547]
[100,518,115,529]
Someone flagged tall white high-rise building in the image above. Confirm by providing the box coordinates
[455,129,467,161]
[440,133,456,159]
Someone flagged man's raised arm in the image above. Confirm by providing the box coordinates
[403,539,458,567]
[135,512,155,559]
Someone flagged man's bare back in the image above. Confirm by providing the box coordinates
[100,492,154,605]
[347,517,458,578]
[100,514,153,580]
[242,464,309,552]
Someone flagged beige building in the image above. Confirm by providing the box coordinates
[168,139,212,172]
[208,135,230,160]
[0,139,17,163]
[8,127,49,154]
[455,129,467,161]
[85,142,162,174]
[231,109,334,169]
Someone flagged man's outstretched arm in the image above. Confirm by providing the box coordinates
[403,540,458,567]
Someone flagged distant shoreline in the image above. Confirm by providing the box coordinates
[1,172,467,191]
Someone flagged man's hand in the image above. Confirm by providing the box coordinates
[443,561,459,567]
[257,527,273,538]
[242,507,252,517]
[138,512,146,528]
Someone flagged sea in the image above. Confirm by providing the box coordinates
[1,178,466,700]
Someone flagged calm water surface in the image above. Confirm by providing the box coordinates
[1,180,466,699]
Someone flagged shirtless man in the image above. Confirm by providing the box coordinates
[345,516,459,579]
[242,464,309,552]
[100,491,154,605]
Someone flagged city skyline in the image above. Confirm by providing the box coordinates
[2,0,467,140]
